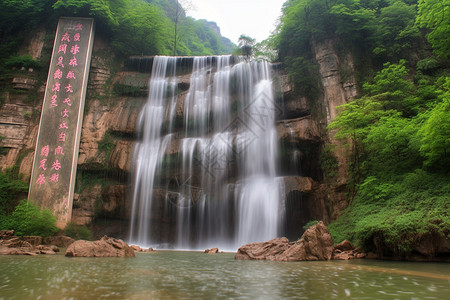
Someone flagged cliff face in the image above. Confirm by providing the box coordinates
[0,28,355,239]
[312,39,358,220]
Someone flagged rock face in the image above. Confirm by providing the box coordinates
[312,38,358,219]
[65,236,135,257]
[235,221,334,261]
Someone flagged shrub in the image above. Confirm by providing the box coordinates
[63,222,93,240]
[4,55,42,70]
[0,170,28,215]
[3,200,59,237]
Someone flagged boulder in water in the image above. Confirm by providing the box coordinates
[65,236,135,257]
[204,247,219,254]
[235,221,334,261]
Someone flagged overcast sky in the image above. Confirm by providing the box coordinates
[186,0,286,44]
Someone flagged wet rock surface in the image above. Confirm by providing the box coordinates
[235,221,334,261]
[65,236,135,257]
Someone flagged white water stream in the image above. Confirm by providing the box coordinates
[129,56,285,250]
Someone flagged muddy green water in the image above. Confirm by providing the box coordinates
[1,251,449,299]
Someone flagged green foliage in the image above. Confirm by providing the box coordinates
[235,35,256,59]
[63,222,93,240]
[416,0,450,60]
[0,0,235,71]
[372,1,420,62]
[4,55,42,70]
[364,115,421,173]
[302,220,319,230]
[98,131,116,162]
[319,145,339,178]
[328,172,450,255]
[1,200,59,237]
[416,94,450,170]
[274,0,438,95]
[0,171,29,216]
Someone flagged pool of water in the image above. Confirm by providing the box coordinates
[1,251,449,299]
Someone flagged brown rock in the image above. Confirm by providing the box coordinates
[0,237,42,255]
[22,236,43,246]
[0,237,33,249]
[356,252,366,259]
[333,251,354,260]
[205,248,219,254]
[39,250,57,255]
[301,221,334,260]
[100,184,127,214]
[332,241,367,260]
[235,237,291,260]
[0,230,14,238]
[235,221,334,261]
[131,245,143,252]
[65,236,135,257]
[36,245,59,253]
[334,240,354,252]
[0,247,38,255]
[276,116,321,144]
[108,140,134,173]
[43,236,75,248]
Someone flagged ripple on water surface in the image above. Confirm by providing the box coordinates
[1,252,449,299]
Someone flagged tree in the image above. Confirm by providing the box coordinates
[169,0,195,56]
[364,115,421,173]
[416,0,450,60]
[362,60,416,115]
[372,0,420,62]
[416,81,450,170]
[237,34,256,60]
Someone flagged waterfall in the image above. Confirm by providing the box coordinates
[129,56,285,250]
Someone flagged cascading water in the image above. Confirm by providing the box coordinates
[129,55,285,250]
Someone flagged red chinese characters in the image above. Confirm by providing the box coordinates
[39,159,47,170]
[58,132,66,142]
[41,145,49,157]
[51,94,58,107]
[50,173,59,183]
[54,69,63,80]
[61,32,70,42]
[58,44,67,54]
[55,146,64,156]
[52,160,62,170]
[36,174,46,186]
[61,109,69,118]
[71,45,80,55]
[65,84,73,93]
[36,19,88,189]
[52,82,61,93]
[63,98,72,106]
[66,71,76,79]
[59,121,69,129]
[57,56,65,68]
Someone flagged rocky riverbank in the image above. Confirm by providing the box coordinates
[235,222,366,261]
[1,230,136,257]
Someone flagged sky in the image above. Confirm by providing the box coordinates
[186,0,287,44]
